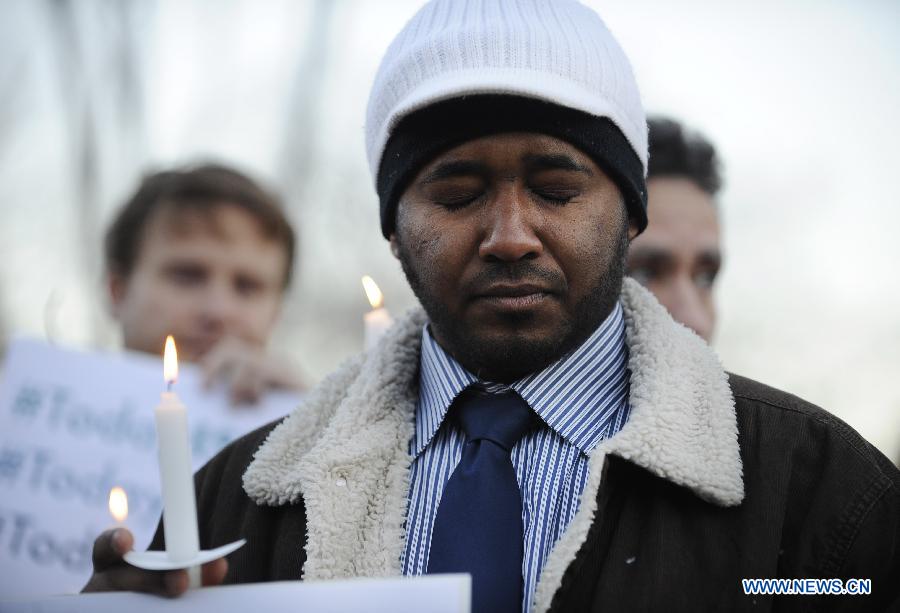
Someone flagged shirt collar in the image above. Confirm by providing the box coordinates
[412,302,630,457]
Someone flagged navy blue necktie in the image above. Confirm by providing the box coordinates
[426,388,535,613]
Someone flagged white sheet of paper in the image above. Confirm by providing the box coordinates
[0,575,471,613]
[0,338,301,600]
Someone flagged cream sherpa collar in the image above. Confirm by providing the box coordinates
[242,278,742,607]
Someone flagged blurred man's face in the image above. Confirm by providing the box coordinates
[392,132,633,383]
[626,177,720,341]
[108,204,288,362]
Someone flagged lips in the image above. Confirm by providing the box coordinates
[472,283,555,311]
[477,283,549,298]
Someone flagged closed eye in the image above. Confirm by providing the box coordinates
[431,189,485,210]
[235,275,265,296]
[163,263,206,286]
[531,188,579,205]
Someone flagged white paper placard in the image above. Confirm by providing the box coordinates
[0,338,301,600]
[0,575,471,613]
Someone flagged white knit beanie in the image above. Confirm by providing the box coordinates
[365,0,648,237]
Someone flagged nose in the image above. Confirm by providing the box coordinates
[197,279,240,331]
[663,276,715,342]
[477,185,543,262]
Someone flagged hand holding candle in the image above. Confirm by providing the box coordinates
[87,335,244,595]
[154,336,202,588]
[83,336,242,596]
[362,275,394,350]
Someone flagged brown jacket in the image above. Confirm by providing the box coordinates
[153,280,900,612]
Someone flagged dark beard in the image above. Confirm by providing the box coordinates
[397,218,629,383]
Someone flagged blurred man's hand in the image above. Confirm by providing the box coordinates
[82,528,227,597]
[201,336,305,405]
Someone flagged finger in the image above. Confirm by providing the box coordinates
[163,570,190,597]
[230,362,264,406]
[92,529,134,571]
[83,565,180,597]
[200,341,237,388]
[257,354,305,391]
[202,558,228,586]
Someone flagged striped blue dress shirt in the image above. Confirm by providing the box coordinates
[402,301,631,611]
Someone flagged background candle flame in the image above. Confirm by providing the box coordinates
[108,486,128,522]
[163,335,178,384]
[361,275,384,309]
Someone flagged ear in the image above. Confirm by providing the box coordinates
[389,233,401,260]
[106,272,128,319]
[627,219,641,242]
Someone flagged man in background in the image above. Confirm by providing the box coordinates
[104,163,304,403]
[627,117,722,341]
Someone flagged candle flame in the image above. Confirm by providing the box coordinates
[164,335,178,384]
[108,486,128,522]
[361,275,384,309]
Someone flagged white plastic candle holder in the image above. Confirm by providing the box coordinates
[124,539,246,571]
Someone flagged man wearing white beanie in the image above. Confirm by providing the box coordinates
[85,1,899,611]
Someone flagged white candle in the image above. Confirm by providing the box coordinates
[364,307,394,350]
[155,336,201,588]
[362,276,393,350]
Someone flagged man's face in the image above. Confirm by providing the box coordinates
[392,132,632,383]
[626,177,721,341]
[108,203,288,362]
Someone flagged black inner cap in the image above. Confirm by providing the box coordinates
[376,94,647,239]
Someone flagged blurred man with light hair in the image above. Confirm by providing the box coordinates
[627,117,722,342]
[104,163,304,403]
